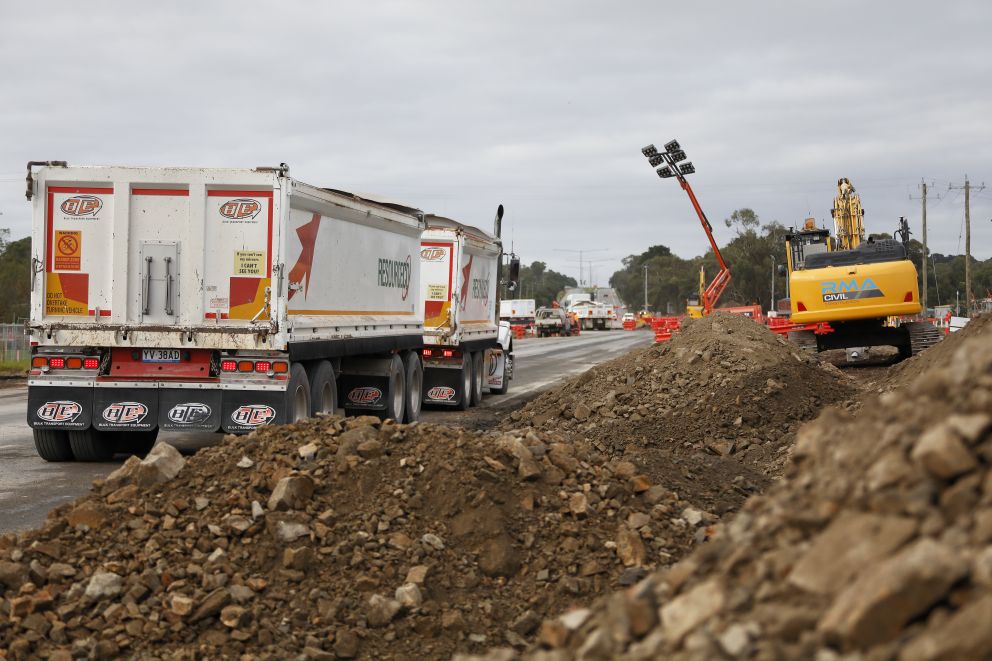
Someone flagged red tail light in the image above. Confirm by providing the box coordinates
[221,360,238,372]
[797,302,807,312]
[442,349,455,358]
[254,361,271,372]
[422,349,433,357]
[49,357,66,369]
[904,291,914,302]
[83,357,100,369]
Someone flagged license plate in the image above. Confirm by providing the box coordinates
[142,349,181,363]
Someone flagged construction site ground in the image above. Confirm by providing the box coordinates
[0,314,989,660]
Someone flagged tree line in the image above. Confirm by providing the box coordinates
[608,209,992,316]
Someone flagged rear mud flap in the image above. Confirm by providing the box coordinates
[93,388,158,432]
[28,386,93,430]
[484,348,506,391]
[422,366,465,407]
[339,374,390,413]
[159,390,223,432]
[222,391,285,434]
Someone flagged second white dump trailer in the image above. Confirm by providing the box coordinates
[419,213,517,409]
[24,162,512,462]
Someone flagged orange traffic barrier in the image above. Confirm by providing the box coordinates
[511,325,526,339]
[623,320,636,331]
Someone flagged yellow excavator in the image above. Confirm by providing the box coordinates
[783,178,941,358]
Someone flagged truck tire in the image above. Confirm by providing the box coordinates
[68,428,115,462]
[114,429,159,457]
[286,363,311,424]
[308,360,338,417]
[383,354,406,422]
[403,352,423,423]
[471,352,484,406]
[33,429,74,462]
[457,353,472,411]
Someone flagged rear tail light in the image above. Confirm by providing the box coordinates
[48,357,66,369]
[66,357,82,369]
[422,349,433,357]
[442,349,455,358]
[797,302,807,312]
[272,362,288,374]
[32,357,48,368]
[83,357,100,370]
[904,291,914,302]
[254,361,271,372]
[221,360,238,372]
[238,360,254,372]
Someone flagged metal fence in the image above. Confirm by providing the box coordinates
[0,322,29,363]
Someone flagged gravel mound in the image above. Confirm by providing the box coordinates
[488,309,992,660]
[0,413,742,659]
[508,312,856,516]
[886,312,992,389]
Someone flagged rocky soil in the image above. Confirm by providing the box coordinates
[1,313,983,660]
[508,313,857,515]
[465,314,992,660]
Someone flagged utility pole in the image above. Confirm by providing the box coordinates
[909,180,938,314]
[949,176,986,316]
[770,259,775,313]
[553,248,607,289]
[643,264,649,311]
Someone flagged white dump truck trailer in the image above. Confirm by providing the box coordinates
[499,298,536,326]
[24,162,500,462]
[419,214,516,409]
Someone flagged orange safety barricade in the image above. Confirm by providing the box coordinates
[623,320,636,331]
[511,325,526,339]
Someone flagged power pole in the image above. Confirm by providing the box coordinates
[643,265,649,311]
[770,259,775,313]
[553,248,607,289]
[949,176,986,316]
[909,180,938,314]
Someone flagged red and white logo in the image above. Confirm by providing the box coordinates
[219,199,261,220]
[102,402,148,424]
[60,195,102,217]
[37,400,82,423]
[231,405,276,426]
[426,386,456,401]
[420,247,447,262]
[348,387,382,405]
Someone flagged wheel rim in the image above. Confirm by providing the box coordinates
[464,360,471,399]
[319,382,334,414]
[408,364,422,419]
[293,384,308,422]
[392,367,403,419]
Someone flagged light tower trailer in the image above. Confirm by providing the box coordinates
[25,163,428,462]
[419,212,517,410]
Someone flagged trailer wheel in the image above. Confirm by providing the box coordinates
[403,352,423,423]
[309,360,338,417]
[457,353,472,411]
[68,428,115,462]
[470,352,484,406]
[33,429,74,462]
[286,363,311,424]
[114,429,159,457]
[384,354,406,422]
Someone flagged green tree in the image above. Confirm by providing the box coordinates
[0,234,31,322]
[514,261,577,307]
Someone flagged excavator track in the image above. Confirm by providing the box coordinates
[904,321,943,355]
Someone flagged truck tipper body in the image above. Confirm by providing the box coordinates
[499,299,536,327]
[25,163,439,461]
[419,215,513,409]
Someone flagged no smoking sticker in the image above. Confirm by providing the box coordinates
[54,230,81,271]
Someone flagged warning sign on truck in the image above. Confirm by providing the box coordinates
[46,273,89,316]
[234,250,264,276]
[54,230,81,271]
[427,283,448,300]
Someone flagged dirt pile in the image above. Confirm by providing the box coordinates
[885,312,992,389]
[486,310,992,660]
[0,413,738,659]
[508,313,857,515]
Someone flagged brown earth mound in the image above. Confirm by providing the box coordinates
[885,312,992,389]
[487,307,992,660]
[0,413,747,660]
[508,313,857,516]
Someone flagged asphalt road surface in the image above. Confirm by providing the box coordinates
[0,329,652,534]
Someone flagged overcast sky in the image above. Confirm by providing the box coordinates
[1,1,990,287]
